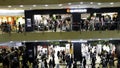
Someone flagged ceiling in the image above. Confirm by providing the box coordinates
[1,0,119,5]
[0,2,120,10]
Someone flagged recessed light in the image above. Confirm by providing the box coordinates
[68,3,72,5]
[58,4,62,6]
[8,5,12,8]
[80,2,83,4]
[98,3,101,5]
[45,4,48,7]
[90,2,93,4]
[10,41,13,43]
[20,5,23,7]
[110,2,114,5]
[33,5,36,7]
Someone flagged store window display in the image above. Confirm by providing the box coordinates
[37,45,48,61]
[0,16,25,32]
[89,16,95,31]
[112,14,118,22]
[102,13,118,30]
[81,12,118,31]
[104,15,111,30]
[80,40,117,68]
[34,14,72,32]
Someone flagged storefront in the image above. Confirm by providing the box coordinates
[22,39,120,64]
[36,40,69,62]
[25,9,73,32]
[33,14,72,32]
[0,10,25,32]
[23,40,70,63]
[25,7,120,32]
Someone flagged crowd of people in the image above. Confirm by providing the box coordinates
[0,47,25,68]
[43,43,116,68]
[34,15,71,32]
[0,14,119,33]
[80,43,116,68]
[34,14,120,32]
[81,14,119,31]
[0,42,118,68]
[0,22,11,33]
[0,21,23,33]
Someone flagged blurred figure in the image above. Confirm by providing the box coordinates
[49,59,53,68]
[83,57,86,68]
[41,59,45,68]
[18,22,22,33]
[68,56,73,68]
[22,52,28,68]
[2,49,9,68]
[109,54,114,68]
[101,55,107,68]
[44,59,48,68]
[52,58,56,68]
[10,51,20,68]
[57,51,60,59]
[6,22,11,34]
[54,20,57,32]
[33,59,39,68]
[73,60,77,68]
[65,54,70,68]
[91,53,96,68]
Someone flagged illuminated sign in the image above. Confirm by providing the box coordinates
[27,18,31,27]
[67,9,87,13]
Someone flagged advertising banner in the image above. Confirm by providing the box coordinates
[27,18,31,27]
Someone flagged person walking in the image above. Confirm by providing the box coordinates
[57,51,60,59]
[68,56,73,68]
[41,59,45,68]
[44,59,48,68]
[91,53,96,68]
[52,58,56,68]
[73,61,77,68]
[83,57,86,68]
[49,59,53,68]
[18,22,22,33]
[65,55,70,68]
[54,20,57,32]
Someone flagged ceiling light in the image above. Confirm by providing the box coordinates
[98,3,101,5]
[68,3,72,5]
[58,4,62,6]
[20,5,23,7]
[110,2,114,5]
[90,2,93,4]
[80,2,83,4]
[33,5,36,7]
[45,4,48,7]
[8,5,12,8]
[0,10,24,14]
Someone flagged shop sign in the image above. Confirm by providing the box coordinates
[67,8,87,13]
[27,18,32,27]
